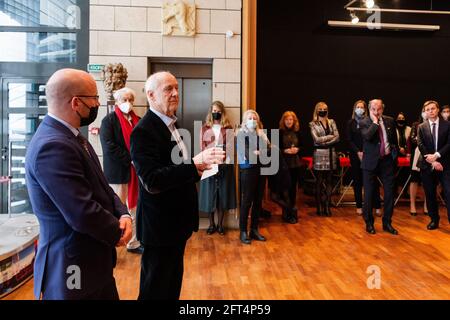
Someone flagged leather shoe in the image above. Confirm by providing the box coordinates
[240,231,251,244]
[427,221,439,230]
[127,246,144,254]
[288,216,297,224]
[366,225,376,234]
[410,211,417,216]
[383,224,399,235]
[206,224,216,235]
[217,226,225,235]
[250,230,266,241]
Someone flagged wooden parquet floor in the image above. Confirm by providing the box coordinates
[3,196,450,300]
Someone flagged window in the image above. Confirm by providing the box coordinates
[0,0,78,28]
[0,32,76,62]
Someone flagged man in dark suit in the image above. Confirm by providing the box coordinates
[360,99,399,235]
[417,100,450,230]
[130,71,225,300]
[25,69,132,300]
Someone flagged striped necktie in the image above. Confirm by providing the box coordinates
[76,133,91,158]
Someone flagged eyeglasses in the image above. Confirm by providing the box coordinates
[68,95,100,103]
[74,95,100,100]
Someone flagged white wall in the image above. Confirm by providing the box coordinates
[88,0,242,157]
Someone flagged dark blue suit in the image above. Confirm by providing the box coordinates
[25,116,129,300]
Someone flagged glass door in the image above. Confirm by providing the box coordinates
[1,78,48,216]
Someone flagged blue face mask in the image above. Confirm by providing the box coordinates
[355,108,365,118]
[246,119,257,130]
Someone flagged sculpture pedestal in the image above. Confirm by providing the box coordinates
[0,215,39,298]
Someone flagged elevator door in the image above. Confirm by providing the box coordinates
[177,78,212,156]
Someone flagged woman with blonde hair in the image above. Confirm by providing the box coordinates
[309,102,340,216]
[198,101,236,235]
[279,110,302,223]
[237,110,269,244]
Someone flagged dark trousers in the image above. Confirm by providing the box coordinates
[314,170,333,206]
[85,278,119,300]
[421,168,450,223]
[288,168,299,207]
[240,167,265,232]
[138,242,187,300]
[350,157,381,209]
[363,156,396,226]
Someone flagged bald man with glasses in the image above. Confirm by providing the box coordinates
[25,69,132,300]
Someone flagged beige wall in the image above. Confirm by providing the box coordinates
[88,0,243,158]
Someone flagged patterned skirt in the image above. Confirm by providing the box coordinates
[313,148,337,171]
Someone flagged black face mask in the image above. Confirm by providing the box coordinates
[318,111,328,118]
[212,112,222,121]
[396,120,406,126]
[77,100,99,127]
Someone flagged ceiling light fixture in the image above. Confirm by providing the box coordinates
[350,12,359,24]
[365,0,375,9]
[328,20,440,31]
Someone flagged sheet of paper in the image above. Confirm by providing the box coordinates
[201,164,219,180]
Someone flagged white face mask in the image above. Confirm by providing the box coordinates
[246,119,257,130]
[355,108,365,117]
[119,102,133,114]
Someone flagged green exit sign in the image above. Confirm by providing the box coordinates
[88,64,105,73]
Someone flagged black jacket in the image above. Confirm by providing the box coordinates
[417,119,450,170]
[130,110,200,246]
[100,112,140,184]
[346,119,364,152]
[360,116,399,171]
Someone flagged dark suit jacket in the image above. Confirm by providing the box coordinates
[360,116,399,171]
[417,119,450,171]
[346,118,364,163]
[25,116,128,300]
[100,112,140,184]
[130,110,200,247]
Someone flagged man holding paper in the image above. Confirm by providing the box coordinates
[130,72,224,300]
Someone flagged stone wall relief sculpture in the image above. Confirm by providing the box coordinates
[162,0,196,37]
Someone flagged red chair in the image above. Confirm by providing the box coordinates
[301,157,316,180]
[394,157,411,206]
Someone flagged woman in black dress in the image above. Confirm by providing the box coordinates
[279,111,302,224]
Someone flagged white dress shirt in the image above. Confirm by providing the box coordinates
[428,118,441,158]
[150,107,189,161]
